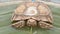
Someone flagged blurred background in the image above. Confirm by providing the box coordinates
[0,0,60,4]
[0,0,60,34]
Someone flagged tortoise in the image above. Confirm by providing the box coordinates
[11,2,53,29]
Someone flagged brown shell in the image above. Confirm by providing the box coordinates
[11,2,53,29]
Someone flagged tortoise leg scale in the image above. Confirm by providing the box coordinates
[12,20,25,28]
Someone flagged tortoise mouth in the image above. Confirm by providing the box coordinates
[24,6,38,16]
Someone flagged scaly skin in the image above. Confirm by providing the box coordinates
[12,20,25,28]
[38,21,53,29]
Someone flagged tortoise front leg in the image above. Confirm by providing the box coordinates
[11,20,25,28]
[38,21,53,29]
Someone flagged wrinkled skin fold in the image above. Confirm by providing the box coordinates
[11,2,53,29]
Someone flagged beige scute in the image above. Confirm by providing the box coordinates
[15,4,26,14]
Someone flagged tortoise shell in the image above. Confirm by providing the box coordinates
[11,2,53,29]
